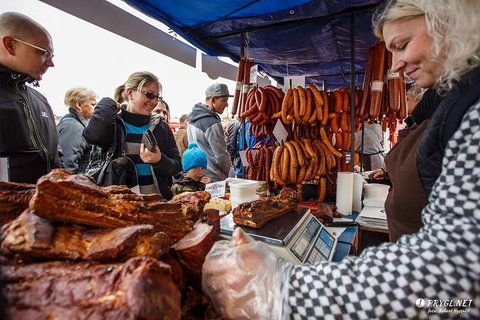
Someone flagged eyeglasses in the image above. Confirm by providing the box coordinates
[135,89,162,101]
[12,37,54,60]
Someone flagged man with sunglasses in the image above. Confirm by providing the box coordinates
[0,12,60,183]
[188,83,232,182]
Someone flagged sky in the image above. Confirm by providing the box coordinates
[0,0,237,120]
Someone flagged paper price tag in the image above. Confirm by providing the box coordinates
[205,180,226,198]
[239,150,258,167]
[239,150,248,167]
[249,64,258,84]
[283,75,305,90]
[273,119,288,144]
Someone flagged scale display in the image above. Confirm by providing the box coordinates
[290,217,321,261]
[306,228,336,263]
[219,208,338,265]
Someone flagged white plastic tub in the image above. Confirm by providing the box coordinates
[364,183,390,199]
[229,180,258,203]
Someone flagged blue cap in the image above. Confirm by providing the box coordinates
[182,143,208,172]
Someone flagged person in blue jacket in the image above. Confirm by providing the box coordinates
[226,118,257,177]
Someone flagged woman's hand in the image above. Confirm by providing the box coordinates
[140,143,162,163]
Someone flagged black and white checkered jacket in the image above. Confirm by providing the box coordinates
[287,98,480,319]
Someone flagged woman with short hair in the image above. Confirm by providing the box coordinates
[57,86,97,173]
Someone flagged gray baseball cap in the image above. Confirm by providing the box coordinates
[205,83,233,98]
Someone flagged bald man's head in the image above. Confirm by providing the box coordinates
[0,12,54,80]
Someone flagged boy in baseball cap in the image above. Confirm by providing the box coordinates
[171,143,211,195]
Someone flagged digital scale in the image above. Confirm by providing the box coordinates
[220,207,337,265]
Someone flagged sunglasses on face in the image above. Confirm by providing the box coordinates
[12,37,54,60]
[135,89,162,101]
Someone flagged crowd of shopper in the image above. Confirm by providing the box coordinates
[2,2,479,318]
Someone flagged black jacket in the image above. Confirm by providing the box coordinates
[404,89,443,128]
[83,97,181,199]
[0,64,60,183]
[57,108,91,173]
[417,67,480,196]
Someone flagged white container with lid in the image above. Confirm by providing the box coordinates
[229,180,258,204]
[364,183,389,199]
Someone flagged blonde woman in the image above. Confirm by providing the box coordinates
[57,86,97,173]
[201,1,480,318]
[83,71,181,199]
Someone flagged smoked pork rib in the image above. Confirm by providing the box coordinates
[170,191,212,221]
[233,188,298,229]
[173,217,219,288]
[0,257,181,320]
[29,170,193,241]
[1,210,171,262]
[0,181,35,225]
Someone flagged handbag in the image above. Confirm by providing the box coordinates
[84,121,138,188]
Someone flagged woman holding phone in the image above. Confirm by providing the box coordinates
[84,71,181,199]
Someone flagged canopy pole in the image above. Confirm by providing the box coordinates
[240,33,247,178]
[349,13,356,172]
[240,33,245,57]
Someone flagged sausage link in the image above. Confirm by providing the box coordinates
[320,127,343,158]
[272,145,284,185]
[303,139,318,162]
[291,140,306,167]
[314,141,326,176]
[329,113,340,133]
[318,142,333,173]
[320,90,329,126]
[342,132,351,151]
[280,146,290,184]
[281,89,293,124]
[318,177,327,203]
[333,91,342,113]
[334,132,343,149]
[340,111,348,132]
[293,88,301,124]
[342,90,350,113]
[308,84,324,122]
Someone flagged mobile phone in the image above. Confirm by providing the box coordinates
[141,129,157,152]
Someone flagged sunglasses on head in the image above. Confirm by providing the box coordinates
[135,89,162,101]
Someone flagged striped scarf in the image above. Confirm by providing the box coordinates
[121,110,158,194]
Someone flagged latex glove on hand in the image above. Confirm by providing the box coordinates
[202,228,293,319]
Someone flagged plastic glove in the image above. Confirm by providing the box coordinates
[202,228,294,319]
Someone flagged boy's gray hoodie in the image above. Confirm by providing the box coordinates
[187,103,231,182]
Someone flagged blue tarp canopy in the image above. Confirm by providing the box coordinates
[123,0,383,88]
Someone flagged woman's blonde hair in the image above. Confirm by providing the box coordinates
[373,0,480,93]
[114,71,161,103]
[64,86,97,108]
